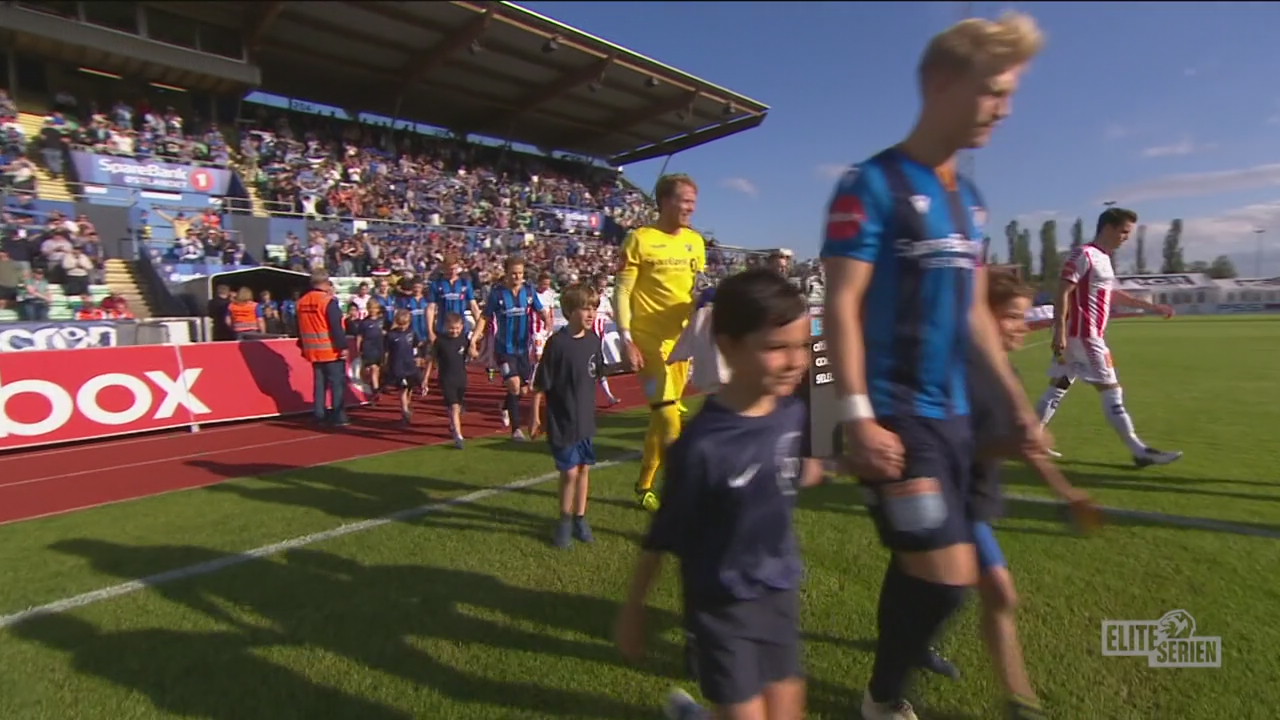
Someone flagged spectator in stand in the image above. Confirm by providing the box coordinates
[0,250,20,310]
[22,267,51,321]
[297,270,350,427]
[2,153,36,192]
[74,293,103,320]
[60,246,94,297]
[229,287,264,338]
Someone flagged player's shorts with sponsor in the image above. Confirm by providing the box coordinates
[860,415,975,553]
[1048,336,1118,385]
[636,334,690,406]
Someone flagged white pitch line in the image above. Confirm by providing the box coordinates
[0,454,636,630]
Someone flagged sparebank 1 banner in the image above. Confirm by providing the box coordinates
[69,152,233,195]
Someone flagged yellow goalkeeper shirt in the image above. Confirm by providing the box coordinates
[614,225,707,345]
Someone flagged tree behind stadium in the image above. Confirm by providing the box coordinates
[1162,219,1186,273]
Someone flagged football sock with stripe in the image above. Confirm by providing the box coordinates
[1100,387,1145,454]
[869,561,969,703]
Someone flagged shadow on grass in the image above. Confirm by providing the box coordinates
[19,542,686,719]
[799,478,1280,540]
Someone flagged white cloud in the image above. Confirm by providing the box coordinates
[1104,123,1133,141]
[1104,163,1280,204]
[1140,200,1280,276]
[721,177,759,198]
[1140,137,1217,159]
[815,163,849,181]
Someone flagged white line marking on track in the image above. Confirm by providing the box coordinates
[0,453,638,629]
[0,421,259,463]
[0,435,330,489]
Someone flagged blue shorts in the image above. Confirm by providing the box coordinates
[972,521,1007,570]
[551,437,596,472]
[861,415,975,553]
[498,353,532,384]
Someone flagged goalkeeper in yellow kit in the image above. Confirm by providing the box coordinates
[614,174,706,512]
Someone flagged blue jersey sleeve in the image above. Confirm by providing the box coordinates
[819,163,888,264]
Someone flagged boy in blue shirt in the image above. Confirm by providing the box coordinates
[616,268,828,720]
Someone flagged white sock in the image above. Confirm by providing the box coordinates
[1037,386,1069,426]
[600,377,616,400]
[1100,387,1146,454]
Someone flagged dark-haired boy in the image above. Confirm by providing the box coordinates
[616,268,828,720]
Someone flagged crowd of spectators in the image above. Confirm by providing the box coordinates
[238,107,654,234]
[0,191,119,320]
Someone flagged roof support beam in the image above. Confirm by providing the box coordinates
[246,1,286,53]
[559,90,697,149]
[398,8,494,97]
[466,52,615,134]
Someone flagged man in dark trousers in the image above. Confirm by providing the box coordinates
[296,270,350,427]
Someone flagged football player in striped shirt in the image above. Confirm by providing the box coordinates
[1035,208,1181,466]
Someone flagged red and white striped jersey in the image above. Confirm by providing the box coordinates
[530,289,558,335]
[1061,243,1116,338]
[594,294,614,337]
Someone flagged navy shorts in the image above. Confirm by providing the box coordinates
[498,353,531,384]
[685,589,804,706]
[551,437,596,472]
[972,521,1007,570]
[861,415,974,553]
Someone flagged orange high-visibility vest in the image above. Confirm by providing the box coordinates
[230,301,259,334]
[297,290,340,362]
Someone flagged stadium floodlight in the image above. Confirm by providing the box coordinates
[645,76,659,88]
[723,103,735,116]
[469,39,482,55]
[542,36,561,53]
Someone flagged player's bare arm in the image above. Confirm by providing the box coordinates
[1051,277,1077,353]
[823,256,905,480]
[1113,289,1175,318]
[468,300,485,357]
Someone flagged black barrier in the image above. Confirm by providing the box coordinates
[800,302,842,459]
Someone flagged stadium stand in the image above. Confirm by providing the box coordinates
[0,0,776,343]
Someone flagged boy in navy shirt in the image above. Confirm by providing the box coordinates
[529,283,606,549]
[432,312,473,449]
[385,309,421,427]
[616,268,828,720]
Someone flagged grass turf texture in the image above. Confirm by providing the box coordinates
[0,315,1276,719]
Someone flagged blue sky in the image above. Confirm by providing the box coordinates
[522,1,1280,277]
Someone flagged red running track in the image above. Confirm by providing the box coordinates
[0,369,650,527]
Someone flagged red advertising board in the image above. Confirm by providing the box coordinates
[0,339,367,451]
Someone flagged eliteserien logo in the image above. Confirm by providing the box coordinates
[1101,610,1221,668]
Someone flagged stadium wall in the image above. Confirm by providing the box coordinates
[77,202,132,259]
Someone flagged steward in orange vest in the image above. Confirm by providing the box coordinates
[229,287,263,337]
[296,270,350,426]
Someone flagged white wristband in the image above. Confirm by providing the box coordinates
[838,394,876,422]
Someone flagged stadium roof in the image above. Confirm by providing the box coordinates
[235,0,770,164]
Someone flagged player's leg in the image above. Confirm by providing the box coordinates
[572,439,596,542]
[972,522,1043,718]
[398,382,412,425]
[553,461,577,549]
[1035,350,1074,428]
[499,354,527,440]
[599,375,619,405]
[862,418,975,720]
[636,346,688,511]
[757,590,806,720]
[1081,339,1181,466]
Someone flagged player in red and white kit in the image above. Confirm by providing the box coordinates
[529,272,559,382]
[1035,207,1182,466]
[592,273,621,406]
